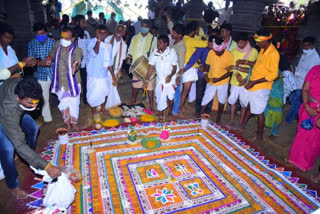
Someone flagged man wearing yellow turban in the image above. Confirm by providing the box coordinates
[237,29,280,141]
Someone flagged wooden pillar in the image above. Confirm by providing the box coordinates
[1,0,45,58]
[231,0,276,33]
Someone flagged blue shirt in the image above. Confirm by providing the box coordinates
[184,47,210,78]
[86,38,113,78]
[28,38,56,81]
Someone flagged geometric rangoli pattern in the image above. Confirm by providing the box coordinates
[32,120,320,213]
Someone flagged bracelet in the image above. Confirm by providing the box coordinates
[45,162,52,170]
[18,62,26,74]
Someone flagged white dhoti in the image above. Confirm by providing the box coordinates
[106,70,121,108]
[201,83,228,106]
[188,82,196,103]
[87,77,110,107]
[155,80,176,111]
[182,67,198,83]
[239,88,270,114]
[228,85,245,105]
[56,85,81,124]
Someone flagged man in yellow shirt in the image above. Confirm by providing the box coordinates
[226,32,258,126]
[201,37,234,123]
[238,29,279,141]
[176,22,207,118]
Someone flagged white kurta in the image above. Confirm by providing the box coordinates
[104,35,128,108]
[149,47,178,111]
[86,38,113,107]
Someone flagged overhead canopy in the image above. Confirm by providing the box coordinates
[72,0,125,22]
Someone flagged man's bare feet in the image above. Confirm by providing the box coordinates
[268,135,278,141]
[193,113,200,118]
[310,174,320,183]
[128,101,136,106]
[235,126,245,133]
[167,113,174,121]
[249,136,264,143]
[11,187,28,200]
[226,121,234,128]
[183,106,192,113]
[71,124,80,132]
[42,121,52,128]
[66,124,71,131]
[100,108,107,113]
[177,111,187,119]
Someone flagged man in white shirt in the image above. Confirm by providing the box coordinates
[144,35,178,119]
[75,15,90,104]
[0,23,36,82]
[285,36,320,124]
[86,25,116,116]
[132,16,142,35]
[107,12,118,34]
[104,25,127,108]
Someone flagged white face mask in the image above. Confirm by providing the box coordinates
[61,39,72,47]
[303,49,313,54]
[19,104,36,111]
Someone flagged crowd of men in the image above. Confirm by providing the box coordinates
[0,0,320,200]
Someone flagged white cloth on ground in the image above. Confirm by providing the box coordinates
[201,83,228,106]
[283,70,296,104]
[228,85,245,105]
[240,88,270,114]
[87,77,110,107]
[56,85,81,122]
[188,82,196,103]
[182,67,198,83]
[149,47,178,111]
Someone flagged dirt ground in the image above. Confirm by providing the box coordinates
[0,72,319,213]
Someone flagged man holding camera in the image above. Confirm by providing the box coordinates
[28,22,56,126]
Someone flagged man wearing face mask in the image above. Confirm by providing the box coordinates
[104,25,127,108]
[285,36,320,124]
[0,77,61,199]
[28,22,56,127]
[126,19,157,110]
[48,27,83,131]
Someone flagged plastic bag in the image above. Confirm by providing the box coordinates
[301,116,313,130]
[43,172,77,209]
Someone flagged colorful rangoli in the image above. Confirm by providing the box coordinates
[29,120,320,213]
